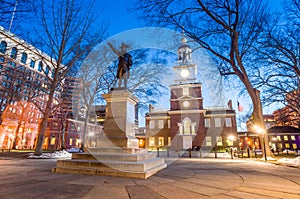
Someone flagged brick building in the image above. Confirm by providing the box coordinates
[143,35,237,152]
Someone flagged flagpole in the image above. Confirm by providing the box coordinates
[8,0,18,32]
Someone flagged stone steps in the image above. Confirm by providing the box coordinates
[53,149,167,179]
[56,158,165,172]
[71,152,157,162]
[52,163,166,179]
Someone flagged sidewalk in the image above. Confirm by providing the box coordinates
[0,152,300,199]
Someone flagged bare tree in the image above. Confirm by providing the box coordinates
[30,0,106,156]
[77,44,169,150]
[254,0,300,127]
[0,0,34,31]
[133,0,275,157]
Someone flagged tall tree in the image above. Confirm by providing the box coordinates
[254,0,300,127]
[77,44,169,150]
[31,0,106,155]
[133,0,275,157]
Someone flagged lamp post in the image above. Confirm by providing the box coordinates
[255,126,267,161]
[227,135,235,159]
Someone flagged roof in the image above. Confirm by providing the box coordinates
[268,126,300,134]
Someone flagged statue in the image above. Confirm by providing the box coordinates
[108,42,132,88]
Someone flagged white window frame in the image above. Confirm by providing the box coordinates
[149,120,155,129]
[216,136,223,146]
[183,87,189,96]
[158,137,164,146]
[205,136,212,146]
[158,120,164,129]
[149,137,155,146]
[225,118,232,127]
[214,118,221,127]
[204,118,211,128]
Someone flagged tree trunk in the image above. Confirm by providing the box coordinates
[12,121,22,149]
[81,107,90,152]
[34,92,54,156]
[250,89,274,158]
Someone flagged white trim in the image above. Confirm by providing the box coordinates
[168,110,206,114]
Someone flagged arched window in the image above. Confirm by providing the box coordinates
[30,58,36,68]
[10,47,17,59]
[183,118,191,134]
[45,65,50,75]
[21,52,27,64]
[0,41,7,54]
[38,61,43,72]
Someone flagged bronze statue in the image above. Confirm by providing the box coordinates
[108,42,132,88]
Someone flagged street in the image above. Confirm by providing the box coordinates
[0,157,300,199]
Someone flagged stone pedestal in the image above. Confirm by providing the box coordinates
[102,89,139,149]
[53,89,167,179]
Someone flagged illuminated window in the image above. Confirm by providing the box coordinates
[285,143,290,148]
[291,136,295,141]
[284,136,288,141]
[205,136,212,146]
[216,136,223,146]
[204,118,210,128]
[183,118,191,134]
[158,120,164,129]
[158,137,164,146]
[292,143,297,149]
[168,137,171,146]
[215,118,221,127]
[70,138,73,145]
[277,136,281,141]
[149,120,155,129]
[76,139,81,146]
[149,137,155,146]
[44,137,48,145]
[50,136,56,145]
[178,124,183,134]
[183,87,189,96]
[225,118,232,127]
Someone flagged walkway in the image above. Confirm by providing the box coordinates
[0,156,300,198]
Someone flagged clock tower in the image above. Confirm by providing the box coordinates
[169,33,205,149]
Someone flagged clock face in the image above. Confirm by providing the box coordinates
[183,100,190,107]
[180,69,190,78]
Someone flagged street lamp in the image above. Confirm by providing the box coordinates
[254,125,267,161]
[227,135,235,159]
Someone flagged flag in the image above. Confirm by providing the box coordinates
[237,101,243,112]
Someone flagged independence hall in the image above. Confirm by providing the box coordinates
[0,26,101,150]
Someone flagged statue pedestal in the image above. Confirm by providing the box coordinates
[53,90,166,179]
[102,89,139,149]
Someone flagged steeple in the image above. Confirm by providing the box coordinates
[177,29,192,64]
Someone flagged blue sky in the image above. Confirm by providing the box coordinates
[93,0,286,129]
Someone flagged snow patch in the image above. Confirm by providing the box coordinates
[277,157,300,168]
[27,150,72,159]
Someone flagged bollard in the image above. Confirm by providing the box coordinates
[247,148,250,158]
[230,147,233,159]
[188,148,191,158]
[214,147,217,158]
[157,147,159,157]
[167,148,169,157]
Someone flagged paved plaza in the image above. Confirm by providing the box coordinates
[0,155,300,199]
